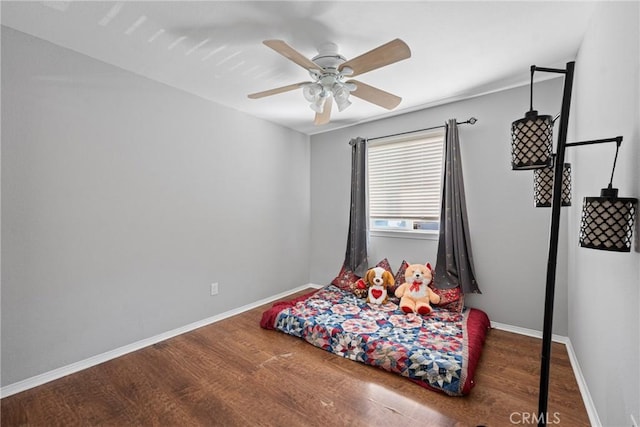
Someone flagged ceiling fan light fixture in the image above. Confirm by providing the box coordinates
[310,95,327,113]
[333,85,349,100]
[333,84,352,112]
[303,83,322,102]
[336,97,351,112]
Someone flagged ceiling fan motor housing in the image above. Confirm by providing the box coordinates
[308,43,354,100]
[312,42,346,71]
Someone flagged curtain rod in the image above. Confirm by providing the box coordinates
[367,117,478,142]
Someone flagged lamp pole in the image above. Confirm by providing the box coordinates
[537,61,574,427]
[522,61,630,425]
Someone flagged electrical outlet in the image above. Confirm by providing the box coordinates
[210,282,219,296]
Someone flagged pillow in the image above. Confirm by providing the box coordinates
[331,264,360,291]
[429,284,465,313]
[392,260,410,293]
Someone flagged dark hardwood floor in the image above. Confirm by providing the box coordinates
[1,289,590,426]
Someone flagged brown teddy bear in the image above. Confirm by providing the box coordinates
[394,263,440,315]
[364,267,394,305]
[350,278,368,299]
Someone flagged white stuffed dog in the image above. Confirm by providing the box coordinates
[365,267,394,305]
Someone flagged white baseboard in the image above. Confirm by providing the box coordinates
[490,321,600,427]
[490,321,568,344]
[563,339,602,427]
[1,283,322,398]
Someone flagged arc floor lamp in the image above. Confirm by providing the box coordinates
[510,61,638,426]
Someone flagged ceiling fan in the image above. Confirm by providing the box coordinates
[248,39,411,125]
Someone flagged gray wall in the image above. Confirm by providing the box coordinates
[1,27,310,386]
[568,2,639,425]
[310,78,569,336]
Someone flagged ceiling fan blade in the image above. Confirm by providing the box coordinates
[339,39,411,77]
[314,97,332,125]
[248,82,307,99]
[263,40,320,71]
[347,80,402,110]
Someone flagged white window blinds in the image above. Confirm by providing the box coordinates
[368,130,445,221]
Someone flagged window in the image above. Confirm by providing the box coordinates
[367,129,445,236]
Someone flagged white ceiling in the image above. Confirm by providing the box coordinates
[1,1,597,135]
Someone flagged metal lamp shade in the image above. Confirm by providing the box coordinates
[533,163,572,208]
[579,187,638,252]
[511,111,554,170]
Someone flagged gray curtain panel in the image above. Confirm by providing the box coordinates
[344,137,369,277]
[435,119,481,294]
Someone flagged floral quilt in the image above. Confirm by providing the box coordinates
[268,285,489,396]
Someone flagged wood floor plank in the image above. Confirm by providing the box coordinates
[1,289,590,426]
